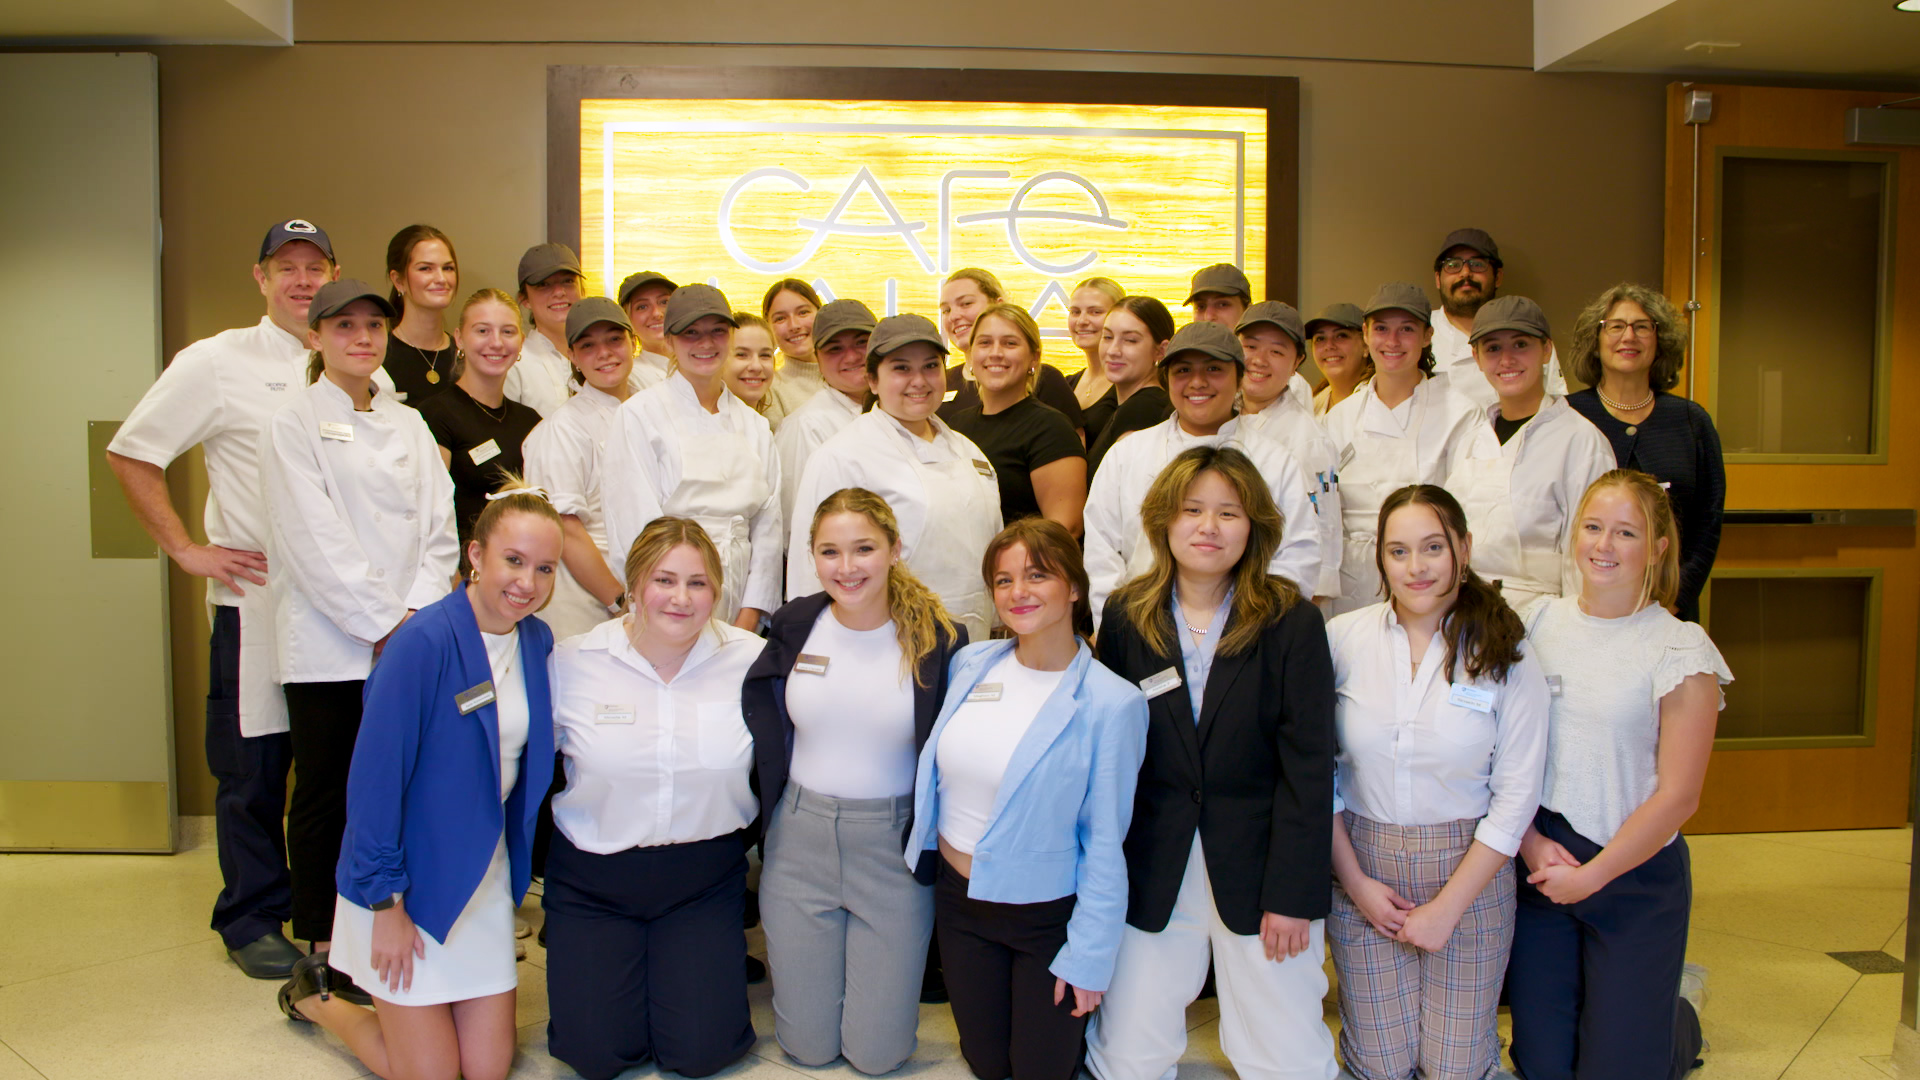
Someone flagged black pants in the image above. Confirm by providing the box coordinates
[936,860,1086,1080]
[205,606,293,948]
[544,831,754,1080]
[1507,808,1703,1080]
[283,679,364,943]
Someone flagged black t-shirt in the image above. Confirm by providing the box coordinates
[1493,412,1532,445]
[1086,385,1174,478]
[940,362,1087,431]
[383,335,460,407]
[1072,370,1119,448]
[947,396,1087,525]
[419,384,543,569]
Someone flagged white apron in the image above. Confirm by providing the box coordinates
[1455,426,1567,613]
[233,585,288,737]
[904,452,1000,645]
[1335,387,1434,616]
[664,407,771,623]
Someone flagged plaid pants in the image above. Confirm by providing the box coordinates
[1327,813,1515,1080]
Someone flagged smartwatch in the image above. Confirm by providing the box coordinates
[370,892,401,911]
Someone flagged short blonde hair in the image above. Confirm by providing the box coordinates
[1074,276,1125,305]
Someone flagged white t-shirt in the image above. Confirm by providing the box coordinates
[785,607,918,799]
[483,627,529,800]
[935,651,1067,855]
[1522,597,1732,846]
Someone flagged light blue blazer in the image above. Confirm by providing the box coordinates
[905,638,1148,992]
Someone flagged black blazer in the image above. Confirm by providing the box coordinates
[741,591,966,873]
[1095,591,1335,934]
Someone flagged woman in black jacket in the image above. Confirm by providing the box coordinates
[742,487,966,1074]
[1084,445,1339,1080]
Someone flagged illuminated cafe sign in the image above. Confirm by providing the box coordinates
[580,98,1269,366]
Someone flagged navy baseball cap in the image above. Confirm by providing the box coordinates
[259,219,335,263]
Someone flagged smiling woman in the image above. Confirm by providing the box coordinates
[381,224,460,406]
[946,303,1088,537]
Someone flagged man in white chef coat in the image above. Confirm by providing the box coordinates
[106,219,338,980]
[1429,227,1567,410]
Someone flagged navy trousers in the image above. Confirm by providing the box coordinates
[204,605,293,949]
[543,831,755,1080]
[1507,808,1703,1080]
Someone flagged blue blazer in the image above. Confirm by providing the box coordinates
[335,586,556,943]
[904,639,1148,992]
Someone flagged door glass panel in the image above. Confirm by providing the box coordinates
[1717,156,1885,455]
[1710,574,1872,742]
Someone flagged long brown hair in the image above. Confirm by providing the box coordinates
[1374,485,1524,683]
[810,489,957,686]
[981,517,1094,641]
[760,278,822,318]
[1112,446,1300,657]
[384,224,458,319]
[1574,469,1682,611]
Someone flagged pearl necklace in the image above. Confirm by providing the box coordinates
[1597,386,1655,413]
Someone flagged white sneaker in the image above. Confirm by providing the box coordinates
[514,915,533,939]
[1680,962,1710,1054]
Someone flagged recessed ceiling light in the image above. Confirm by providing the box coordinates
[1898,0,1920,12]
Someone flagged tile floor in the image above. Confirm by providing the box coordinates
[0,825,1909,1080]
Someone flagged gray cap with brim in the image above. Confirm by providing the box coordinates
[1361,282,1433,322]
[616,271,678,307]
[517,243,582,289]
[663,284,737,334]
[1184,263,1253,305]
[812,299,879,349]
[868,314,946,361]
[1303,302,1365,336]
[1468,295,1551,344]
[1235,301,1305,348]
[565,296,634,346]
[1160,320,1245,368]
[307,279,396,326]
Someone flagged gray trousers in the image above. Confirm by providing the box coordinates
[760,782,936,1074]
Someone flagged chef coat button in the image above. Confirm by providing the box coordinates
[373,512,383,523]
[404,510,417,522]
[396,456,408,467]
[1191,790,1203,804]
[374,568,386,579]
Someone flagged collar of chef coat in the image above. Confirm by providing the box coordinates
[574,613,740,686]
[309,369,399,417]
[571,380,624,413]
[1475,393,1573,452]
[664,367,751,423]
[876,408,968,464]
[1357,378,1433,439]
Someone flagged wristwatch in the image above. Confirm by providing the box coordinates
[370,892,402,911]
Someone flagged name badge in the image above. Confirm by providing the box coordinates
[972,459,995,478]
[966,682,1003,703]
[594,704,635,725]
[1139,667,1183,700]
[942,389,959,402]
[1448,683,1496,713]
[1545,675,1563,697]
[454,681,496,715]
[1337,443,1357,470]
[319,421,354,442]
[469,438,501,466]
[794,653,830,676]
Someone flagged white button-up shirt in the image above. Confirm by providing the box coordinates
[772,386,863,529]
[262,377,457,683]
[599,373,784,616]
[110,317,306,608]
[551,617,762,852]
[1327,602,1549,857]
[1083,414,1322,627]
[503,330,574,418]
[1431,310,1568,413]
[523,382,625,641]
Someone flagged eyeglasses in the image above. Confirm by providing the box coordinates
[1601,319,1656,339]
[1438,257,1494,274]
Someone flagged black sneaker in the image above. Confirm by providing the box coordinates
[746,955,768,984]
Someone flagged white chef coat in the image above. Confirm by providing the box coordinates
[503,330,573,418]
[522,382,624,642]
[1248,385,1344,599]
[634,350,673,386]
[109,316,306,735]
[1322,377,1480,615]
[262,377,458,684]
[772,386,863,531]
[1083,414,1322,628]
[1431,310,1568,414]
[550,616,762,853]
[787,410,1003,644]
[1445,396,1615,611]
[764,357,827,431]
[599,372,784,620]
[1328,602,1549,857]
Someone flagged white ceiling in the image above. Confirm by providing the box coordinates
[0,0,290,45]
[1538,0,1920,83]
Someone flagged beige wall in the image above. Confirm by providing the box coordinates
[148,36,1667,812]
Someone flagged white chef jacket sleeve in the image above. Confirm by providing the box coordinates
[740,428,785,614]
[1479,649,1551,856]
[1082,456,1130,631]
[407,420,460,610]
[1263,449,1322,598]
[107,345,222,469]
[598,404,670,575]
[773,417,813,532]
[784,448,840,601]
[522,419,588,521]
[263,408,407,645]
[1560,420,1619,599]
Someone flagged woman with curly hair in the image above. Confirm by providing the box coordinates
[1564,284,1724,622]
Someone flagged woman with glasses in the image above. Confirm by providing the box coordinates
[1564,284,1724,623]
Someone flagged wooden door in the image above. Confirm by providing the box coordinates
[1664,82,1920,833]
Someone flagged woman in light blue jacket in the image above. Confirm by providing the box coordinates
[905,516,1148,1080]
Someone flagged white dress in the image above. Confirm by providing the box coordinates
[329,627,529,1006]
